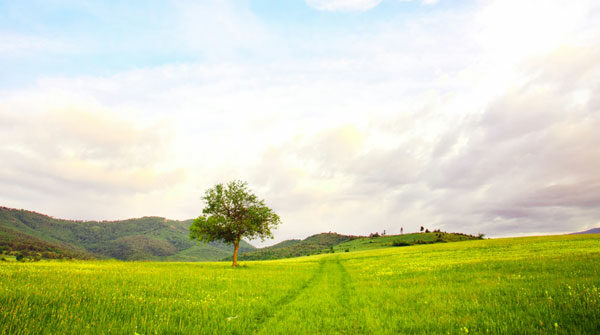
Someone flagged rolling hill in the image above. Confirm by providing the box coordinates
[571,227,600,234]
[232,232,356,261]
[235,231,483,261]
[332,231,483,252]
[0,207,255,261]
[1,206,483,262]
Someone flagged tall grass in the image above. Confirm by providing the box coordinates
[1,234,598,334]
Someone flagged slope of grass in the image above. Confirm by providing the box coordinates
[333,232,481,253]
[1,234,599,334]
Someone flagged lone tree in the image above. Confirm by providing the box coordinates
[189,180,281,267]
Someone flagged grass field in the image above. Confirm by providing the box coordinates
[1,234,599,334]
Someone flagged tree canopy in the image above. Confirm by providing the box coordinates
[189,180,281,266]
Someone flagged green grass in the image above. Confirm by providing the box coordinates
[1,234,599,334]
[332,232,480,253]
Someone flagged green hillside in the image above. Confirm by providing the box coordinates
[236,231,482,261]
[0,207,255,261]
[0,226,94,260]
[234,232,355,261]
[333,231,482,252]
[266,239,302,249]
[1,234,598,334]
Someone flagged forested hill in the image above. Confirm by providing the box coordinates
[0,207,255,261]
[233,232,357,261]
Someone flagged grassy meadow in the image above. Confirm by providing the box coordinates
[332,231,480,253]
[1,234,599,334]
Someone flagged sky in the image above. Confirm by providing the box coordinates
[1,0,599,246]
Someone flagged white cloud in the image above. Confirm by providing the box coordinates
[306,0,383,11]
[0,33,74,55]
[173,0,273,56]
[0,94,186,219]
[1,0,599,245]
[305,0,438,11]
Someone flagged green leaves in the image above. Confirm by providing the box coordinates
[190,180,281,245]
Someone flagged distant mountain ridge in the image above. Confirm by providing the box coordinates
[0,207,255,261]
[571,227,600,234]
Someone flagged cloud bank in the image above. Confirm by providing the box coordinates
[1,0,599,245]
[306,0,383,11]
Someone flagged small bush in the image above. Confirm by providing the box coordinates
[392,241,411,247]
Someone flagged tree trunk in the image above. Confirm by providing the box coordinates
[232,241,240,267]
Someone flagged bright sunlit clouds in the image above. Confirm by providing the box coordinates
[1,0,599,245]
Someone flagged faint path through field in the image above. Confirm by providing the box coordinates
[248,258,327,328]
[252,256,368,334]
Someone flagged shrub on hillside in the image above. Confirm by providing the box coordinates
[392,241,411,247]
